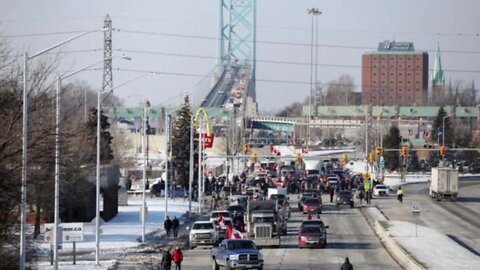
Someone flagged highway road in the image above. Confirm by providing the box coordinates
[181,194,400,270]
[373,179,480,256]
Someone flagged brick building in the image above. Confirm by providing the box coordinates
[362,40,429,106]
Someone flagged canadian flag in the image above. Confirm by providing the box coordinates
[217,215,225,228]
[226,225,244,239]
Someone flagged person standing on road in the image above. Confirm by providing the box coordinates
[171,246,183,270]
[329,187,335,203]
[397,186,404,203]
[172,216,180,238]
[341,257,353,270]
[164,216,172,237]
[161,247,172,270]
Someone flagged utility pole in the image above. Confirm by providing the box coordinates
[306,8,321,150]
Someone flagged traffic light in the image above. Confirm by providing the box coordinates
[368,151,375,164]
[295,152,302,165]
[375,146,381,157]
[251,152,257,164]
[400,145,408,157]
[242,144,250,154]
[439,145,446,156]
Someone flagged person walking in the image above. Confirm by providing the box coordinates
[171,246,183,270]
[161,247,172,270]
[164,216,172,237]
[397,186,404,203]
[341,257,353,270]
[172,216,180,238]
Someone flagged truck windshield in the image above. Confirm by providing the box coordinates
[193,223,214,230]
[253,217,274,223]
[227,241,256,250]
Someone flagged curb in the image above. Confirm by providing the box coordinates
[360,206,426,270]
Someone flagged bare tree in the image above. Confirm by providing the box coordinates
[324,75,355,105]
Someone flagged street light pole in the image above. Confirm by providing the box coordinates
[188,114,194,215]
[307,8,322,150]
[96,61,149,267]
[164,114,170,220]
[198,117,203,213]
[141,100,150,242]
[53,58,114,270]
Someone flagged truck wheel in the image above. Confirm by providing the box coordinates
[258,266,263,270]
[212,259,219,270]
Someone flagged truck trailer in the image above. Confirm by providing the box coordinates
[429,167,459,201]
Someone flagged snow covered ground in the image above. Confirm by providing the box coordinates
[37,197,197,269]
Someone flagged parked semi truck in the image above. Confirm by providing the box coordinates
[429,167,459,201]
[246,200,285,247]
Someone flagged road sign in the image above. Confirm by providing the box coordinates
[412,203,421,215]
[44,223,84,243]
[379,161,385,169]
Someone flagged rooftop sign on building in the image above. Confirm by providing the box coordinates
[378,40,414,52]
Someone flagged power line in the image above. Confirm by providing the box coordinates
[3,30,97,38]
[116,28,480,55]
[7,48,102,59]
[4,27,480,54]
[117,48,480,74]
[115,67,359,89]
[112,15,480,38]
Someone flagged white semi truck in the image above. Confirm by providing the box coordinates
[429,167,459,201]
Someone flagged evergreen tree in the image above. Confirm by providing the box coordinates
[431,106,454,145]
[409,150,420,172]
[84,108,114,163]
[383,124,402,171]
[172,95,197,188]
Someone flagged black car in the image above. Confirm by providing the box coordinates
[335,190,354,208]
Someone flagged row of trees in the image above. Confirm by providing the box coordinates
[277,74,478,110]
[0,36,116,269]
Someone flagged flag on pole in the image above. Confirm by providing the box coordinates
[217,215,225,228]
[227,225,244,239]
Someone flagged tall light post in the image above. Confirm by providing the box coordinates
[197,117,204,213]
[95,72,163,266]
[307,7,321,150]
[20,29,102,270]
[53,56,130,270]
[188,113,194,215]
[141,100,150,242]
[164,113,171,221]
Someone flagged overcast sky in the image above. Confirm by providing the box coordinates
[1,0,479,112]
